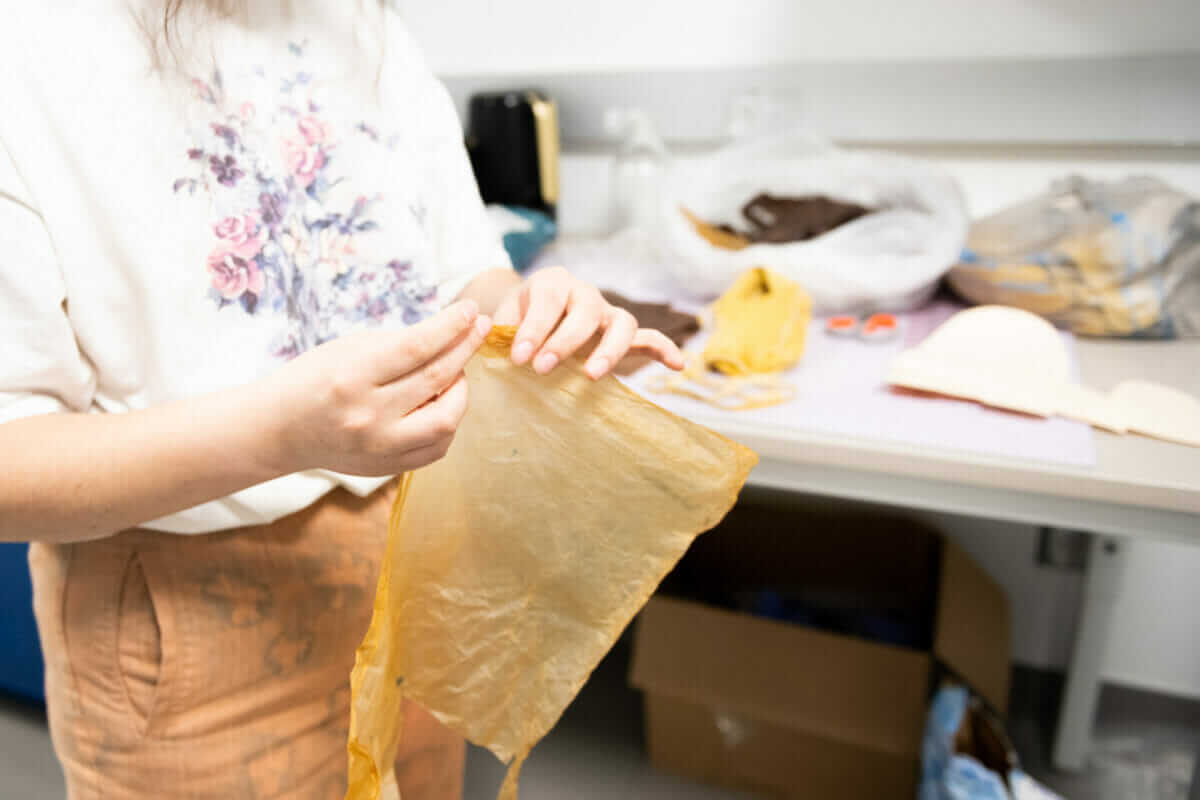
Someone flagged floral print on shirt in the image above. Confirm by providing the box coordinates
[174,43,438,360]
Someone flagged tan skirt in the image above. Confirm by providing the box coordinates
[29,483,463,800]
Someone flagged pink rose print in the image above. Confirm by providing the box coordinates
[297,115,332,145]
[207,244,265,300]
[213,212,265,259]
[176,52,440,359]
[283,135,326,188]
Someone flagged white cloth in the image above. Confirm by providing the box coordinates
[0,2,510,533]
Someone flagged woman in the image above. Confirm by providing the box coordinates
[0,2,683,797]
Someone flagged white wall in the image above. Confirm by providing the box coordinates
[404,0,1200,699]
[401,0,1200,75]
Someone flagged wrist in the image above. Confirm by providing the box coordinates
[238,369,307,480]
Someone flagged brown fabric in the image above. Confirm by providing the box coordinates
[29,484,463,800]
[740,193,874,244]
[601,290,700,375]
[682,194,874,251]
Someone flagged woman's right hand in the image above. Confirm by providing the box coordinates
[265,300,492,477]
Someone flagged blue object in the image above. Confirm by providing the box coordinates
[919,685,1062,800]
[497,206,557,272]
[0,543,45,702]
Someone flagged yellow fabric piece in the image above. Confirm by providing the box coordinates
[345,326,757,800]
[703,267,812,376]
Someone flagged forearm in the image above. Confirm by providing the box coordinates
[455,266,520,316]
[0,381,288,543]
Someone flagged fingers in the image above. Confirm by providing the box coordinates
[584,309,637,379]
[493,289,523,327]
[391,436,456,473]
[530,289,607,375]
[373,300,480,384]
[511,268,570,366]
[630,329,686,370]
[501,268,687,377]
[384,312,491,412]
[394,372,470,450]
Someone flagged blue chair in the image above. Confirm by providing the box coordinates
[0,543,45,702]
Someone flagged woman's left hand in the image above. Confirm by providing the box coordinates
[493,266,686,379]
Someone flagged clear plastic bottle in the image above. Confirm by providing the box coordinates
[604,108,669,234]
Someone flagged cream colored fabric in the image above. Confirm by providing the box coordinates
[887,305,1200,447]
[346,327,757,800]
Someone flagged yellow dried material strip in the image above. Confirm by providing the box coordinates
[346,326,756,800]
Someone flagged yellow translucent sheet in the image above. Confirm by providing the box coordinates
[346,327,757,800]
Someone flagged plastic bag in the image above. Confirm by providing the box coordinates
[920,686,1063,800]
[948,175,1200,338]
[656,131,968,311]
[345,327,757,800]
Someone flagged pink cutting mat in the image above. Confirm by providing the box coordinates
[629,299,1097,468]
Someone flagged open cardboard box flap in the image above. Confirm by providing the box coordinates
[933,538,1012,714]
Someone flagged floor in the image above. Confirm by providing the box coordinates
[2,640,1196,799]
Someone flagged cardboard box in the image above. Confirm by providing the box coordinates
[629,502,1011,799]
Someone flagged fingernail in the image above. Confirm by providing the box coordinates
[587,357,609,378]
[534,352,558,374]
[460,300,478,323]
[512,341,533,363]
[474,315,492,337]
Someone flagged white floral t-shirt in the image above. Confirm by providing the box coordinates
[0,2,510,533]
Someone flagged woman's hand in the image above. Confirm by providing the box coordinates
[268,300,492,477]
[494,266,685,379]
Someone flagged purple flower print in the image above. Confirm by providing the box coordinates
[210,155,244,187]
[187,148,204,160]
[211,124,239,148]
[366,297,388,321]
[355,122,379,142]
[258,192,286,228]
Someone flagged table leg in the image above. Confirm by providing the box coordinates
[1190,751,1199,800]
[1052,534,1130,772]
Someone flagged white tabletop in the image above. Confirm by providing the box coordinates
[666,335,1200,545]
